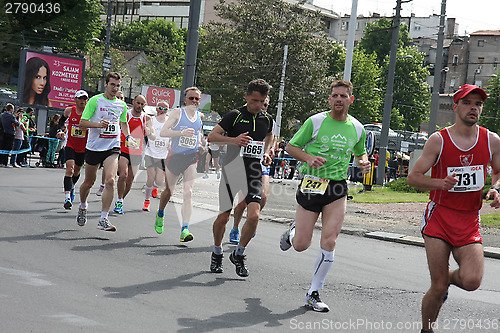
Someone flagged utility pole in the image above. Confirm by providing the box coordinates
[181,0,202,102]
[276,45,288,138]
[376,0,405,185]
[343,0,358,81]
[427,0,447,135]
[101,0,113,92]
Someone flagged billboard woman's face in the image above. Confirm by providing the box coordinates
[32,66,48,95]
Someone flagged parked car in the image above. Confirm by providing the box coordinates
[363,124,398,137]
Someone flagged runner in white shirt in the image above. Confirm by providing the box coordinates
[76,72,137,231]
[142,101,171,211]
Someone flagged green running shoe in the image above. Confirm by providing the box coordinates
[180,227,193,242]
[155,211,164,234]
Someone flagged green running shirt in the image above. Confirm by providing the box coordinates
[288,111,366,181]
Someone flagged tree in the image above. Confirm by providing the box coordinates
[357,17,412,66]
[382,47,431,131]
[326,45,384,125]
[84,43,128,94]
[111,19,186,88]
[197,0,334,138]
[0,0,103,77]
[480,72,500,133]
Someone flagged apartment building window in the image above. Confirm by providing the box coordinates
[341,21,348,31]
[414,25,421,31]
[452,55,458,66]
[494,57,498,71]
[478,40,485,47]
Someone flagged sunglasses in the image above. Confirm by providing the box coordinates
[158,107,168,111]
[77,96,88,100]
[263,104,269,107]
[187,96,200,101]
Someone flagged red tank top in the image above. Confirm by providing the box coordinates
[120,111,146,155]
[429,126,491,211]
[66,106,87,153]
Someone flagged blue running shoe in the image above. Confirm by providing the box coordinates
[70,187,75,202]
[229,228,240,244]
[114,201,124,214]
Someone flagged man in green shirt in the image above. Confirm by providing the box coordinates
[280,80,370,312]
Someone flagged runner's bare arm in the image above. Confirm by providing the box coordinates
[486,131,500,208]
[285,142,326,169]
[407,133,457,191]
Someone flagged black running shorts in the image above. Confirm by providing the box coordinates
[296,178,348,213]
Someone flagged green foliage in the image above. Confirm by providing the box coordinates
[198,0,333,137]
[0,0,103,75]
[357,18,412,66]
[386,178,427,193]
[381,47,431,131]
[350,186,428,203]
[111,19,186,88]
[84,44,128,93]
[480,213,500,228]
[480,71,500,133]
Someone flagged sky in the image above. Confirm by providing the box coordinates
[314,0,500,35]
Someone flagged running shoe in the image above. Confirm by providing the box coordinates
[180,228,193,242]
[305,291,330,312]
[96,184,105,196]
[76,207,87,226]
[64,198,72,210]
[280,221,295,251]
[142,200,151,212]
[70,187,75,202]
[152,187,158,198]
[97,218,116,232]
[217,171,220,180]
[210,252,223,273]
[202,173,209,179]
[155,211,164,234]
[229,250,248,277]
[229,228,240,244]
[113,201,124,214]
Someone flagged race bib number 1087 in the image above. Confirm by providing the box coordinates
[447,165,484,192]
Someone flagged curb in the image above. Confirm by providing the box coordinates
[170,196,500,260]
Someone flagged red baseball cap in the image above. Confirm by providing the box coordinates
[453,84,487,103]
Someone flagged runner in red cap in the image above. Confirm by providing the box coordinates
[407,84,500,333]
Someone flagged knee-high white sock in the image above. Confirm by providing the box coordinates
[308,249,335,294]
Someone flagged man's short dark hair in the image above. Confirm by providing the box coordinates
[26,107,34,114]
[105,72,122,84]
[247,79,270,96]
[330,80,353,96]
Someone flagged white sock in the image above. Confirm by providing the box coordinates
[80,202,88,210]
[213,245,223,255]
[65,193,71,200]
[145,185,153,200]
[100,211,109,220]
[308,249,335,294]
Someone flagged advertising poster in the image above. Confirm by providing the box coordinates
[141,85,211,113]
[18,49,85,109]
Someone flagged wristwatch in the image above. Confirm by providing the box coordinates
[490,186,500,193]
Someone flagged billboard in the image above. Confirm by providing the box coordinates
[141,85,211,112]
[18,49,85,109]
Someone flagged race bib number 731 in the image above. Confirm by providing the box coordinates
[447,165,484,192]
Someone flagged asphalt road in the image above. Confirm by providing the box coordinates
[1,167,500,332]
